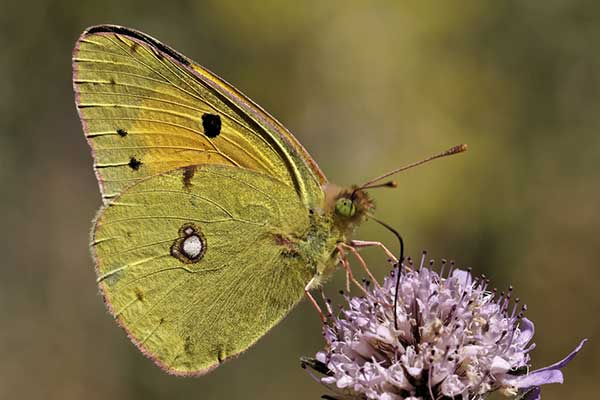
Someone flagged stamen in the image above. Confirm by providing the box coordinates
[497,291,505,306]
[427,362,436,399]
[480,276,490,292]
[440,258,447,278]
[510,298,521,319]
[419,250,427,270]
[496,329,508,344]
[321,289,334,317]
[448,260,456,277]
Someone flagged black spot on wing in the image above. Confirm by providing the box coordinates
[128,157,142,170]
[85,25,190,66]
[201,113,221,138]
[116,128,128,137]
[182,166,195,189]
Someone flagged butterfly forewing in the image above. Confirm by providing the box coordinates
[73,25,326,206]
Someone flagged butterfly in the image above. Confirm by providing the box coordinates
[73,25,466,376]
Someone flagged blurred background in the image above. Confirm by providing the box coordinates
[1,1,598,399]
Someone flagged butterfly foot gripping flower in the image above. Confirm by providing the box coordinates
[302,254,587,400]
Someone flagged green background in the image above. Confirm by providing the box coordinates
[1,1,597,399]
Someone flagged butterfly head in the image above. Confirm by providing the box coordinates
[325,144,469,235]
[322,184,375,235]
[335,197,356,217]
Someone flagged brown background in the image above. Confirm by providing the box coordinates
[1,1,597,399]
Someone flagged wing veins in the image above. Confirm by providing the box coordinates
[99,33,281,160]
[77,103,206,124]
[77,89,206,114]
[103,35,226,120]
[127,188,236,219]
[101,215,262,226]
[81,116,240,166]
[176,236,264,326]
[95,145,216,153]
[76,79,200,107]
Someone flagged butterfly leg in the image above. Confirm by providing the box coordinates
[335,245,350,292]
[344,268,351,293]
[349,240,399,263]
[339,242,381,289]
[341,252,351,293]
[305,277,327,324]
[319,287,334,318]
[336,244,370,296]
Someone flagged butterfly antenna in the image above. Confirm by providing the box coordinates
[369,215,404,330]
[351,180,397,200]
[358,144,468,190]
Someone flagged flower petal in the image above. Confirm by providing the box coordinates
[490,356,511,375]
[534,338,587,373]
[380,392,402,400]
[508,369,563,388]
[451,269,472,289]
[316,351,327,364]
[518,318,535,345]
[506,339,587,389]
[521,386,541,400]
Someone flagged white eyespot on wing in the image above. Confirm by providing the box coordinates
[182,235,203,259]
[171,223,207,264]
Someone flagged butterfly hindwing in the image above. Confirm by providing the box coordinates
[93,164,314,375]
[73,25,326,206]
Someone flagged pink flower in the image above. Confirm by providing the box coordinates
[303,256,586,400]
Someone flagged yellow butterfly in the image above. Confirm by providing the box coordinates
[73,25,465,376]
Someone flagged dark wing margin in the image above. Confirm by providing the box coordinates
[85,25,191,66]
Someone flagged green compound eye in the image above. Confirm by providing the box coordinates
[335,198,356,217]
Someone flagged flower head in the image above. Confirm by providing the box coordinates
[303,255,586,400]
